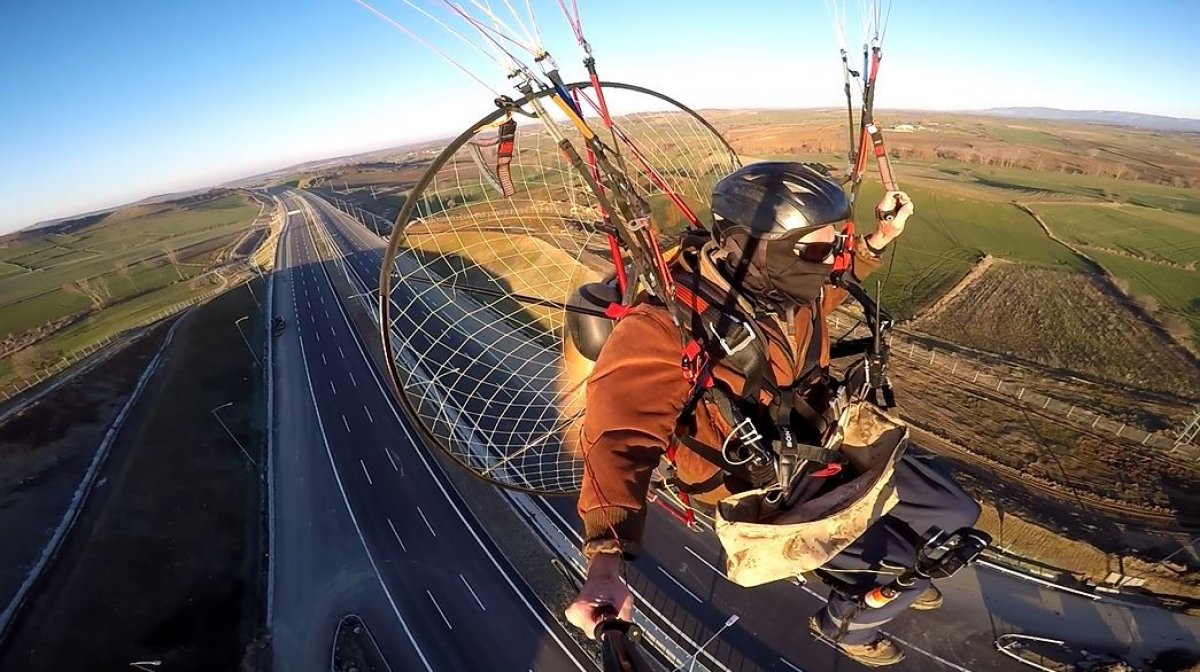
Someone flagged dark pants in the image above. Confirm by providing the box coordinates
[814,452,981,644]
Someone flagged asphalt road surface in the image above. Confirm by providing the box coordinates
[300,189,1200,672]
[268,192,592,672]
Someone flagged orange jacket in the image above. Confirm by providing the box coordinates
[577,239,885,558]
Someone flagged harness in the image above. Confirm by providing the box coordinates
[664,245,849,503]
[570,232,896,514]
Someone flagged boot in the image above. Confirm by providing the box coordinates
[909,585,943,611]
[809,616,906,667]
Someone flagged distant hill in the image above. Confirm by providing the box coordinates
[7,188,238,245]
[26,186,215,234]
[980,107,1200,133]
[221,137,446,189]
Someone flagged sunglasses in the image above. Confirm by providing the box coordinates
[791,232,850,262]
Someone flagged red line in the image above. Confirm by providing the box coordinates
[575,89,701,229]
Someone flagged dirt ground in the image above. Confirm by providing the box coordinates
[914,261,1200,397]
[825,305,1200,599]
[0,280,266,672]
[0,322,169,614]
[891,371,1200,600]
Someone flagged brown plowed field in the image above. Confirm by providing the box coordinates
[915,262,1200,397]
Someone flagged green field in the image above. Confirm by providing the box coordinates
[0,192,259,387]
[1037,204,1200,266]
[914,163,1200,213]
[1084,250,1200,348]
[0,194,254,309]
[850,180,1083,318]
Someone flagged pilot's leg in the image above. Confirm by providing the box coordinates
[813,452,980,644]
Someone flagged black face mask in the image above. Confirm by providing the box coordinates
[759,237,832,304]
[720,233,833,307]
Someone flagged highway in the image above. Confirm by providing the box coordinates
[268,192,592,672]
[299,188,1200,672]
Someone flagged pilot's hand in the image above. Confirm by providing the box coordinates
[564,553,633,639]
[870,190,914,249]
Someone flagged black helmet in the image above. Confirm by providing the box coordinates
[710,162,850,242]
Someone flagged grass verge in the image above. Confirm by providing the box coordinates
[0,280,266,672]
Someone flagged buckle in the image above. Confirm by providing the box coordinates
[720,417,764,466]
[706,318,755,357]
[680,340,707,384]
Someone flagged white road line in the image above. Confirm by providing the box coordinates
[384,447,399,472]
[535,504,729,672]
[342,414,351,433]
[349,371,357,387]
[330,325,336,337]
[339,346,346,359]
[779,657,807,672]
[657,566,703,603]
[416,506,437,537]
[302,206,588,671]
[315,331,320,343]
[325,309,329,318]
[321,353,327,365]
[363,405,373,423]
[330,381,336,396]
[387,518,407,552]
[290,288,433,671]
[460,574,486,611]
[886,635,974,672]
[427,591,453,630]
[684,545,725,577]
[360,459,373,485]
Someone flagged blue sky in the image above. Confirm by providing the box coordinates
[1,0,1197,233]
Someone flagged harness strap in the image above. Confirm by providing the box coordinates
[676,435,775,491]
[495,119,518,197]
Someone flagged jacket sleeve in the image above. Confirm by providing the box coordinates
[821,235,886,317]
[577,306,690,559]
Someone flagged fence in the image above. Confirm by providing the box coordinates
[826,311,1200,460]
[1,196,285,408]
[249,205,286,271]
[0,285,228,406]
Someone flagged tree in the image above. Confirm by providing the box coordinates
[62,277,110,310]
[115,260,136,289]
[163,247,185,281]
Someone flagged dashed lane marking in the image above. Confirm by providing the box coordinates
[779,658,807,672]
[360,459,373,485]
[460,574,486,612]
[684,546,725,577]
[342,414,351,433]
[387,518,407,551]
[417,506,437,537]
[427,591,452,630]
[657,566,702,604]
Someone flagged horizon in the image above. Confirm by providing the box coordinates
[17,103,1198,232]
[3,0,1199,233]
